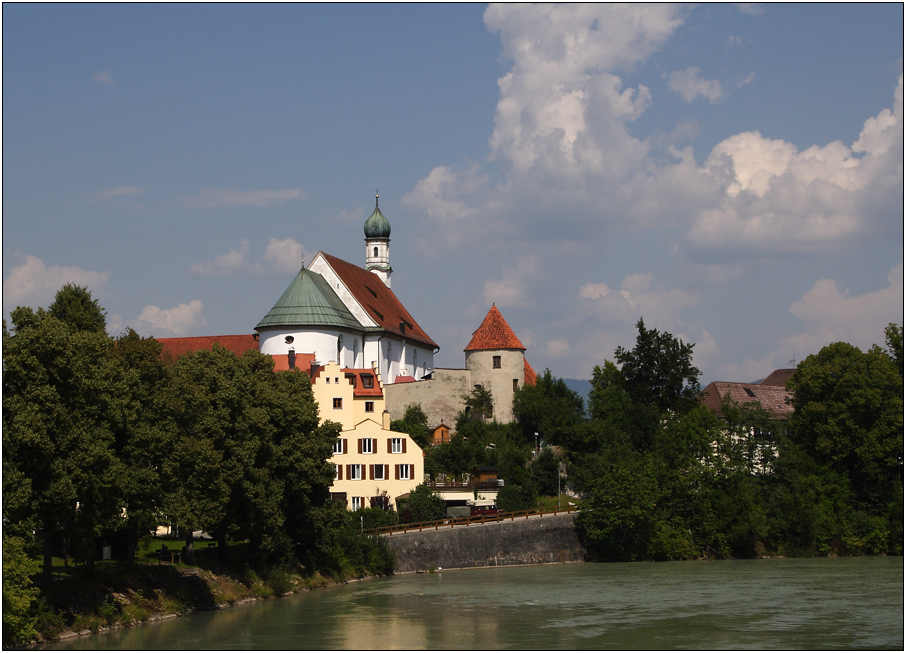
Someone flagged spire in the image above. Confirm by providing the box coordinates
[464,305,526,351]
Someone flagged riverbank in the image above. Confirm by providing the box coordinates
[27,562,379,647]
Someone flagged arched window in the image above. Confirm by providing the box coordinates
[353,339,360,368]
[337,335,344,366]
[373,246,379,258]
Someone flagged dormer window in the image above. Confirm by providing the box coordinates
[362,374,374,389]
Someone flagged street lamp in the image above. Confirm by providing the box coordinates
[534,432,539,451]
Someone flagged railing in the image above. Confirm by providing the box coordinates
[367,506,578,537]
[424,480,502,490]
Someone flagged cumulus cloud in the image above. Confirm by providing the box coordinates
[190,237,308,277]
[190,239,260,277]
[668,67,726,103]
[182,187,305,208]
[263,237,305,274]
[578,272,701,329]
[483,256,541,308]
[92,71,115,85]
[711,264,904,382]
[686,74,903,255]
[3,255,111,313]
[135,300,207,336]
[788,263,903,346]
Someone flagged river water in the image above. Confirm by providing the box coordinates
[50,557,902,650]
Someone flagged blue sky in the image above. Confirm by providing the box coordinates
[4,3,903,384]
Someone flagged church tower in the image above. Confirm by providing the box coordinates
[364,191,392,288]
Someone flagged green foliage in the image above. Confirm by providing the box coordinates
[2,535,41,646]
[614,318,701,415]
[400,485,446,523]
[531,448,561,497]
[512,369,585,447]
[462,386,494,422]
[390,404,432,450]
[48,283,107,334]
[884,323,903,377]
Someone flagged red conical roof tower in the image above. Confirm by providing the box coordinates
[464,304,526,352]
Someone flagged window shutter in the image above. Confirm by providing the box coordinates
[369,465,374,480]
[395,465,399,480]
[337,465,343,480]
[357,439,362,454]
[384,465,389,480]
[402,439,407,454]
[346,465,351,480]
[387,438,392,453]
[372,438,377,453]
[343,439,348,454]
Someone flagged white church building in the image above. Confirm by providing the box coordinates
[255,193,437,383]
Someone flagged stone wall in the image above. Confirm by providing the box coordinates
[386,513,585,573]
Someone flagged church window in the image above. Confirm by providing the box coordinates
[493,355,501,369]
[284,335,294,344]
[373,247,379,257]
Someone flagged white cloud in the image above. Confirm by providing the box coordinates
[135,300,207,336]
[712,264,904,382]
[737,4,766,16]
[263,237,305,274]
[686,74,903,254]
[94,186,145,200]
[668,67,726,103]
[788,264,903,346]
[190,239,262,277]
[578,272,701,329]
[3,255,111,313]
[483,256,541,308]
[182,187,305,208]
[92,71,115,85]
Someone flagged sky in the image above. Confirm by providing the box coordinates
[3,3,904,385]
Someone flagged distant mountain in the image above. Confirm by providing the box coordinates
[563,378,593,402]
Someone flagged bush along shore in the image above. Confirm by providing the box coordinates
[9,557,387,647]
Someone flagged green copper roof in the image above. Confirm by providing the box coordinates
[364,194,391,239]
[255,268,364,331]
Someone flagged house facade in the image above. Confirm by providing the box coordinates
[312,361,424,510]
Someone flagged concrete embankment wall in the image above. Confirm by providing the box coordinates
[386,513,586,573]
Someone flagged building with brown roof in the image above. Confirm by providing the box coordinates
[384,304,537,427]
[700,369,795,421]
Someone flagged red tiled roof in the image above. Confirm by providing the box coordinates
[760,368,795,387]
[344,369,384,397]
[393,375,417,384]
[700,380,793,420]
[271,352,317,372]
[524,358,537,386]
[321,253,437,348]
[464,304,525,352]
[158,335,258,362]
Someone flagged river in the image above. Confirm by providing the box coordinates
[49,557,902,650]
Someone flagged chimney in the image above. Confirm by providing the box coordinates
[382,410,391,430]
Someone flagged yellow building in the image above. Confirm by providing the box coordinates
[311,361,424,510]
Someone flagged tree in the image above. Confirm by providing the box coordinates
[512,369,585,448]
[2,535,40,647]
[884,323,903,377]
[462,386,494,423]
[400,485,445,523]
[3,304,123,583]
[390,404,432,450]
[614,318,701,415]
[48,283,107,334]
[787,340,903,512]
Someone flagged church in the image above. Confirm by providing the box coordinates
[157,193,534,509]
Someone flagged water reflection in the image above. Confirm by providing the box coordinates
[49,557,903,650]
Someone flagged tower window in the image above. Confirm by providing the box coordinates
[513,379,519,391]
[373,247,379,257]
[493,355,501,369]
